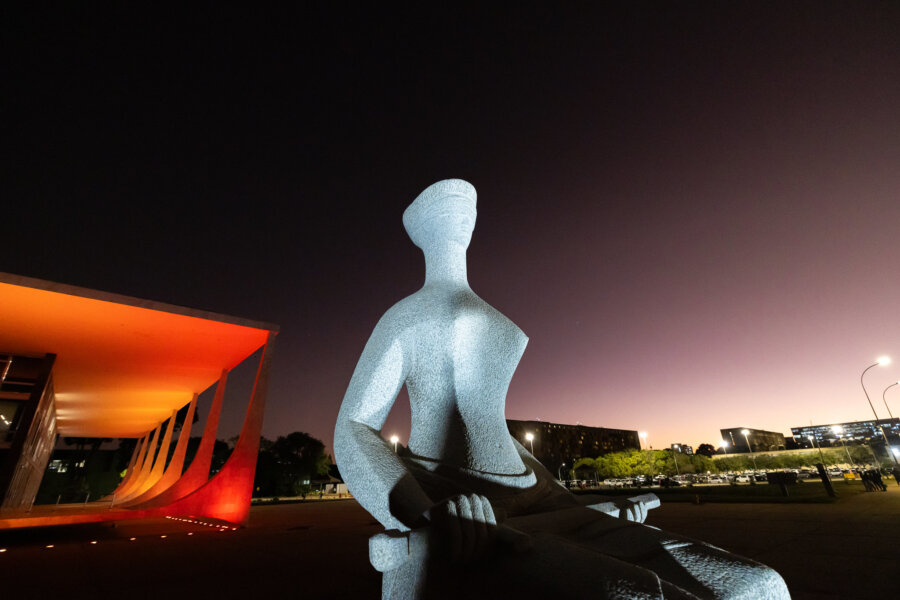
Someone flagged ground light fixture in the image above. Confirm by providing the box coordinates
[860,356,898,464]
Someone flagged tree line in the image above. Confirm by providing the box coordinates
[571,445,879,480]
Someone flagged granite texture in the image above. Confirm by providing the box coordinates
[334,179,790,599]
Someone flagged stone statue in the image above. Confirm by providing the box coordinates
[334,179,790,599]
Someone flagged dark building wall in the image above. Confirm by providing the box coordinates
[720,427,786,453]
[0,353,57,509]
[507,419,640,476]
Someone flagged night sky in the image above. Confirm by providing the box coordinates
[5,3,900,454]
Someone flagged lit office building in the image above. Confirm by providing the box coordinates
[791,419,900,448]
[507,419,640,475]
[720,427,787,453]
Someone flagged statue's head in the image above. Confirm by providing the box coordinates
[403,179,477,252]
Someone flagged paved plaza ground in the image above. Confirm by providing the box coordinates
[0,482,897,599]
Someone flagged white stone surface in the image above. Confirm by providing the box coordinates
[334,179,790,599]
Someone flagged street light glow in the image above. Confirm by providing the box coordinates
[831,425,843,434]
[389,435,399,444]
[740,429,750,436]
[525,433,534,442]
[862,358,899,465]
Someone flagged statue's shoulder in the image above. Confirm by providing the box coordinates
[372,291,430,336]
[469,293,529,341]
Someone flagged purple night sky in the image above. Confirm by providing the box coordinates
[5,4,900,455]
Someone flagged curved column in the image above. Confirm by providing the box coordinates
[115,430,154,500]
[135,370,227,509]
[115,423,161,504]
[162,334,274,525]
[120,408,177,504]
[104,433,146,501]
[125,394,197,506]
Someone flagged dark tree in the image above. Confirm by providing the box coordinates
[696,443,716,458]
[253,431,330,497]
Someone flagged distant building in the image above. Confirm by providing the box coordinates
[720,428,786,453]
[507,419,640,475]
[672,444,693,455]
[791,419,900,448]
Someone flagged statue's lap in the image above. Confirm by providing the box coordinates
[400,459,788,599]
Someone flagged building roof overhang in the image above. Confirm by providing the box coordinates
[0,272,277,438]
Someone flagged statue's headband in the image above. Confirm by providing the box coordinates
[403,179,477,243]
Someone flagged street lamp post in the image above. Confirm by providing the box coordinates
[390,435,399,453]
[525,432,535,455]
[809,435,825,465]
[672,445,681,476]
[741,429,758,472]
[861,356,898,465]
[719,439,729,454]
[558,461,566,482]
[639,432,653,479]
[883,381,898,421]
[831,425,854,467]
[640,431,656,485]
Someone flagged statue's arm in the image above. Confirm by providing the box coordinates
[334,318,433,531]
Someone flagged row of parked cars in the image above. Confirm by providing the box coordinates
[600,474,687,487]
[590,467,880,488]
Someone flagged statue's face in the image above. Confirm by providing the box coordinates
[420,209,475,251]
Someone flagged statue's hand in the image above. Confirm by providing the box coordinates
[428,493,498,563]
[616,498,650,523]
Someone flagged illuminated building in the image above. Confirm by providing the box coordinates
[507,419,640,475]
[791,419,900,448]
[0,272,277,529]
[719,427,787,453]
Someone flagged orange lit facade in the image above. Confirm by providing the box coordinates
[0,272,278,529]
